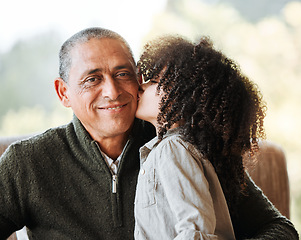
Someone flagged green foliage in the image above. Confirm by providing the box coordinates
[0,31,61,121]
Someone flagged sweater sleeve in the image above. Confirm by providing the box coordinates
[0,144,27,239]
[232,174,299,240]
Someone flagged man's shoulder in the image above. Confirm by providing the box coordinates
[6,122,74,156]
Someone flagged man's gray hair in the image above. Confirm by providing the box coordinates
[59,27,135,82]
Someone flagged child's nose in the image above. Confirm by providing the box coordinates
[138,85,144,92]
[139,83,147,91]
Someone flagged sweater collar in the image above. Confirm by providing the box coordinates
[71,115,152,155]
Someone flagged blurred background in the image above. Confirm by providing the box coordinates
[1,0,300,235]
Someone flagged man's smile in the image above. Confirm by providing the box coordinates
[99,103,127,110]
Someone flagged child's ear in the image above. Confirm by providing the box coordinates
[54,77,71,108]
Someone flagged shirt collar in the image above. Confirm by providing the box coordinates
[140,127,182,164]
[99,140,130,174]
[144,127,182,149]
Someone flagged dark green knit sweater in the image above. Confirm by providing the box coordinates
[0,117,298,239]
[0,117,154,239]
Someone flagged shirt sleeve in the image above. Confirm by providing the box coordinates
[156,138,218,240]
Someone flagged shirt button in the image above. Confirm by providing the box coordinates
[140,169,145,175]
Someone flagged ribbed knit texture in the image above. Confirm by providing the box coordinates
[0,117,154,239]
[231,176,299,240]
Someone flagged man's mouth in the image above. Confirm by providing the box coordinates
[100,104,127,110]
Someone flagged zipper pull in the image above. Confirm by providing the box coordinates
[112,175,117,193]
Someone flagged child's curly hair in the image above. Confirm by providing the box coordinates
[137,35,266,216]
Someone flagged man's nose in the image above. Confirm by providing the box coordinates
[102,76,122,100]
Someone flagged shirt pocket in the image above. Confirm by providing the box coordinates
[135,167,156,208]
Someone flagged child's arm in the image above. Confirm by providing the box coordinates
[156,139,228,239]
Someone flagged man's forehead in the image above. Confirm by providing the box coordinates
[75,38,129,54]
[72,38,135,65]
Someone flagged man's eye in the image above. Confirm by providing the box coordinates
[81,76,101,87]
[118,72,127,77]
[116,71,131,79]
[86,77,100,83]
[87,78,95,82]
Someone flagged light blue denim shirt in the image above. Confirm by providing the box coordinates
[134,128,236,240]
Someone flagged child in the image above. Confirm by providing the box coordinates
[134,35,266,239]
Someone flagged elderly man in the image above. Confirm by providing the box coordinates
[0,27,298,239]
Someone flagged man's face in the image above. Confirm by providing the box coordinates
[59,38,139,140]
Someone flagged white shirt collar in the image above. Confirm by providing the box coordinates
[100,140,130,175]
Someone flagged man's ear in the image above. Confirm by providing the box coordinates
[54,77,71,108]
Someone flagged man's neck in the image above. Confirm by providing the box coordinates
[95,132,130,160]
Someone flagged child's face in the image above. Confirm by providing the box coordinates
[135,75,162,127]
